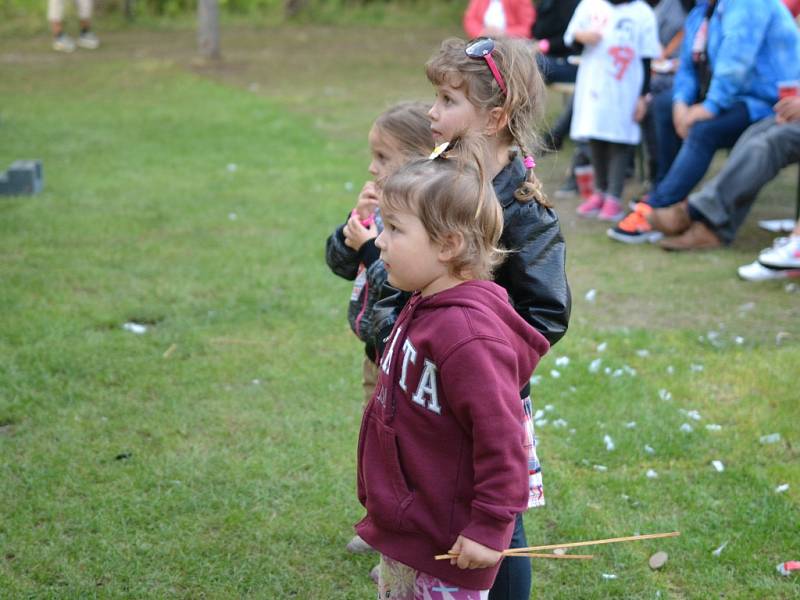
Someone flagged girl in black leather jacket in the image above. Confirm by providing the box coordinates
[370,37,571,600]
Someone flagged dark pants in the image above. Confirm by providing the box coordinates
[537,54,578,85]
[649,101,752,208]
[489,513,530,600]
[589,139,634,199]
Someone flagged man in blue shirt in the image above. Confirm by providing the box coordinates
[608,0,800,244]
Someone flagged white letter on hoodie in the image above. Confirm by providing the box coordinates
[398,339,417,392]
[412,359,440,414]
[381,327,403,375]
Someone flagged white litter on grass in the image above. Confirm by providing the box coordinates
[553,548,568,556]
[738,301,756,313]
[680,423,694,433]
[555,356,570,367]
[612,369,624,378]
[545,404,555,412]
[775,483,790,493]
[601,573,618,580]
[589,358,603,374]
[760,433,782,445]
[786,283,798,293]
[706,424,722,432]
[535,419,548,427]
[603,435,615,451]
[646,469,658,479]
[550,369,561,379]
[122,322,147,334]
[344,181,354,192]
[226,163,238,172]
[585,288,597,302]
[530,375,542,386]
[659,389,672,401]
[666,365,675,375]
[636,349,650,357]
[690,363,704,372]
[712,541,728,557]
[622,365,637,376]
[680,409,702,421]
[604,367,612,375]
[711,460,725,472]
[251,379,261,385]
[625,421,637,429]
[644,444,655,455]
[597,342,608,352]
[534,409,545,420]
[553,418,568,428]
[594,464,608,472]
[776,331,790,345]
[228,212,238,221]
[734,336,745,345]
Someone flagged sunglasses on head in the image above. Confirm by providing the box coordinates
[465,37,507,96]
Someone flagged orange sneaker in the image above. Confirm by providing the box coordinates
[607,202,664,244]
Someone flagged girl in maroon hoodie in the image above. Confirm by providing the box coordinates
[356,144,549,599]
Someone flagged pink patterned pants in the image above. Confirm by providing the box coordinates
[377,555,489,600]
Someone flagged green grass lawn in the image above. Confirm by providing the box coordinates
[1,23,799,599]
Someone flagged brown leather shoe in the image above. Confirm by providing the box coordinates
[659,221,722,251]
[647,200,691,236]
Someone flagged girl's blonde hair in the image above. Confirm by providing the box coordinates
[373,101,435,164]
[425,37,549,206]
[381,138,506,281]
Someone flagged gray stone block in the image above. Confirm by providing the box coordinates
[0,160,44,196]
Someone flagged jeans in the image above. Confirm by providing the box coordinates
[488,513,530,600]
[537,54,578,85]
[649,102,752,208]
[690,117,800,243]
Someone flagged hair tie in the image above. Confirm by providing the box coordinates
[523,155,536,169]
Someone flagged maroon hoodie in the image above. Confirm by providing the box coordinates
[355,280,549,590]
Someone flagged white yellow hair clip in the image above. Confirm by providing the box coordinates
[428,142,450,159]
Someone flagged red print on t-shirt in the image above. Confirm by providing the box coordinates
[608,46,635,80]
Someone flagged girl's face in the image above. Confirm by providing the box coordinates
[428,84,491,144]
[375,208,450,297]
[368,126,405,182]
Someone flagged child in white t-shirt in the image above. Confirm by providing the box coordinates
[565,0,660,221]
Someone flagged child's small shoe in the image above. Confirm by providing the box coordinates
[345,534,375,554]
[598,195,625,222]
[576,192,605,218]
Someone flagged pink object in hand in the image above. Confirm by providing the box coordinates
[351,209,375,227]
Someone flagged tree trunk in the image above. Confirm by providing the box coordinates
[198,0,221,61]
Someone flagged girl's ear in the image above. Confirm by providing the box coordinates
[438,231,465,263]
[486,107,509,136]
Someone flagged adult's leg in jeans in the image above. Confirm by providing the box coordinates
[651,87,682,183]
[690,118,800,243]
[537,54,578,85]
[589,139,611,193]
[488,513,531,600]
[607,143,634,199]
[649,102,751,209]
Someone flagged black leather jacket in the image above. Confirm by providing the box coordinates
[372,157,571,357]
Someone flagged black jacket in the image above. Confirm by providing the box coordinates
[325,219,387,362]
[532,0,582,57]
[372,157,571,358]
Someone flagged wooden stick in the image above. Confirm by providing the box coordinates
[502,531,680,555]
[434,552,594,561]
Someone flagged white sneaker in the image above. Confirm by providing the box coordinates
[52,34,76,53]
[77,31,100,49]
[759,235,800,269]
[737,260,800,282]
